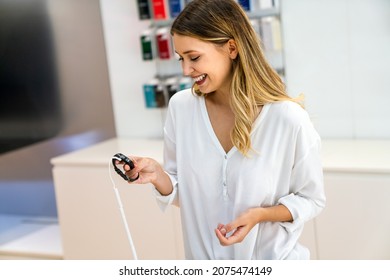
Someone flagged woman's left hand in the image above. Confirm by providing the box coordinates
[215,204,293,246]
[215,208,262,246]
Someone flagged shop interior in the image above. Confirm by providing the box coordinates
[0,0,389,260]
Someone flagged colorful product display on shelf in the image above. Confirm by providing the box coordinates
[144,78,166,108]
[136,0,279,21]
[238,0,260,11]
[151,0,169,20]
[136,0,151,20]
[143,76,192,108]
[156,27,172,60]
[140,18,283,63]
[165,76,180,101]
[169,0,185,18]
[140,29,154,60]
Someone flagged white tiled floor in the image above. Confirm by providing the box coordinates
[0,214,63,259]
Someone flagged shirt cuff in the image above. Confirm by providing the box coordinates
[277,193,305,233]
[153,171,178,212]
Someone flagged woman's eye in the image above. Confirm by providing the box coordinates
[177,55,199,62]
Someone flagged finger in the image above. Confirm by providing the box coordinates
[215,228,229,246]
[128,172,140,182]
[217,223,225,231]
[123,164,131,171]
[128,157,147,173]
[215,228,237,246]
[119,165,138,183]
[125,167,139,181]
[224,220,242,234]
[215,220,240,246]
[218,226,247,246]
[123,165,139,181]
[128,156,142,167]
[216,224,227,236]
[114,159,128,169]
[123,156,142,176]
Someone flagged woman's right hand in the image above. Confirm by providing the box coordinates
[124,156,173,196]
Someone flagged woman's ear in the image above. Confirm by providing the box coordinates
[227,39,238,59]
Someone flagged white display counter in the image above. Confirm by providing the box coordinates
[317,140,390,259]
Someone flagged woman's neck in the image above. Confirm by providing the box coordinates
[205,89,231,108]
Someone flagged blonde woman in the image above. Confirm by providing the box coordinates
[125,0,325,259]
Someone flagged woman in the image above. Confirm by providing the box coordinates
[125,0,325,259]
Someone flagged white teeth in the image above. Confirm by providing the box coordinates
[194,74,206,82]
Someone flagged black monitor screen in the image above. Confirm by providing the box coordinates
[0,0,61,153]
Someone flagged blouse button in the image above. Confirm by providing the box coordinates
[223,188,228,197]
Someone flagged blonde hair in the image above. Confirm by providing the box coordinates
[171,0,303,156]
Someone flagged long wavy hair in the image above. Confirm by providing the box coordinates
[171,0,302,155]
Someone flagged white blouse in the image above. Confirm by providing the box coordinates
[154,89,326,260]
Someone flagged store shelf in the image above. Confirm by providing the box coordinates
[150,7,281,27]
[247,7,280,18]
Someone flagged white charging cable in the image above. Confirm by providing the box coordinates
[108,159,138,260]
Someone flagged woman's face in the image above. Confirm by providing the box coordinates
[172,34,237,95]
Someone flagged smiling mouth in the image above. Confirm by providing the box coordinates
[193,74,207,84]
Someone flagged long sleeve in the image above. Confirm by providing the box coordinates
[153,101,179,211]
[278,118,326,233]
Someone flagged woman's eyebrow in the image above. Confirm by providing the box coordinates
[175,50,198,55]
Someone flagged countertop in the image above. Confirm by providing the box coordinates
[321,139,390,173]
[51,138,390,174]
[0,214,62,259]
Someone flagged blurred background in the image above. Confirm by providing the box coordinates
[0,0,115,217]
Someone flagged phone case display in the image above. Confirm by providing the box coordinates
[144,78,166,108]
[169,0,185,18]
[140,29,154,60]
[137,0,188,21]
[143,76,192,108]
[137,0,151,20]
[156,27,172,59]
[165,76,180,101]
[151,0,169,20]
[238,0,259,11]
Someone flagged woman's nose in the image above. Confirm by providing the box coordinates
[181,61,194,76]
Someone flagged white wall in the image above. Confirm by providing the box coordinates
[100,0,390,140]
[282,0,390,138]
